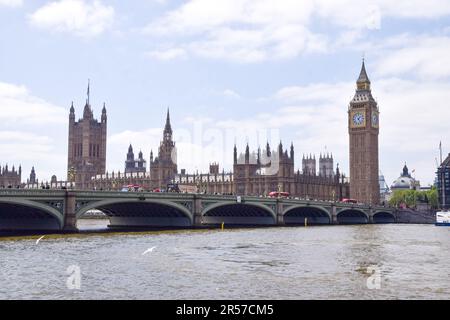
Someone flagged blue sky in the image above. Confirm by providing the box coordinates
[1,0,450,187]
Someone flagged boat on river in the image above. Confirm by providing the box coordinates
[435,211,450,226]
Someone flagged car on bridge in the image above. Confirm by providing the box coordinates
[341,198,358,204]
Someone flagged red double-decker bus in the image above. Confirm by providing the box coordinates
[341,198,358,204]
[268,191,290,198]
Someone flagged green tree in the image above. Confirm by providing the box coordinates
[426,187,439,209]
[389,188,439,209]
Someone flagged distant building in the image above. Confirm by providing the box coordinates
[125,145,146,174]
[149,109,178,189]
[232,143,348,200]
[391,164,419,191]
[437,153,450,209]
[379,173,390,202]
[91,110,178,191]
[0,164,21,188]
[28,167,36,184]
[319,153,334,177]
[302,154,316,175]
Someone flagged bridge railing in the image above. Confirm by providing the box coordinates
[0,189,67,197]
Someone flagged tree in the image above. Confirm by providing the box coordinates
[389,188,439,209]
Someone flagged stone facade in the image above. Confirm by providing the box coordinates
[67,83,107,190]
[348,61,380,205]
[0,164,21,188]
[231,143,348,200]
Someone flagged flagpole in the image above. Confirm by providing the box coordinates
[439,141,446,210]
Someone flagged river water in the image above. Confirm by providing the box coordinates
[0,221,448,300]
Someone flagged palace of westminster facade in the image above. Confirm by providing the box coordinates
[5,61,383,204]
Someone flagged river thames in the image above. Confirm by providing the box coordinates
[0,222,448,300]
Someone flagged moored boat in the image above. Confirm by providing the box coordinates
[435,211,450,226]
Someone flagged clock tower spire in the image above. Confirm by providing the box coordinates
[348,60,380,205]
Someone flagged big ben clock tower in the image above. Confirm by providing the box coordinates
[348,60,380,205]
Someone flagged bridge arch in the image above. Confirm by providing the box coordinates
[201,202,277,225]
[76,199,193,227]
[336,208,369,224]
[0,199,63,231]
[283,205,331,225]
[373,211,396,224]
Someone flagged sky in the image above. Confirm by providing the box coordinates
[1,0,450,187]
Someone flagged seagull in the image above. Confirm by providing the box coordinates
[35,236,45,245]
[142,247,157,255]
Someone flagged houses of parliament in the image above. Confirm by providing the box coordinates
[11,61,380,204]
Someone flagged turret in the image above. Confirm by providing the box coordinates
[69,102,75,122]
[127,144,134,161]
[266,141,271,157]
[245,143,250,164]
[233,144,237,164]
[101,102,107,123]
[29,166,36,184]
[257,146,261,165]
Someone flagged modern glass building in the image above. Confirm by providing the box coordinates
[436,153,450,209]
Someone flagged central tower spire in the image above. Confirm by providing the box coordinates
[356,60,371,91]
[164,108,172,140]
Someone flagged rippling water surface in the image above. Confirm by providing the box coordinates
[0,221,448,299]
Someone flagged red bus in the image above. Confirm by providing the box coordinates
[121,184,142,192]
[269,191,290,198]
[342,198,358,204]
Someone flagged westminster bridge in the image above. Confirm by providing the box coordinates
[0,189,398,231]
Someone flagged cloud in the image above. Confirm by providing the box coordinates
[223,89,241,99]
[142,0,327,62]
[145,47,187,61]
[375,35,450,80]
[142,0,450,63]
[0,0,22,7]
[0,82,66,125]
[0,82,68,183]
[28,0,115,38]
[275,82,354,104]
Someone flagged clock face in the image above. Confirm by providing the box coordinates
[372,113,379,127]
[352,112,365,126]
